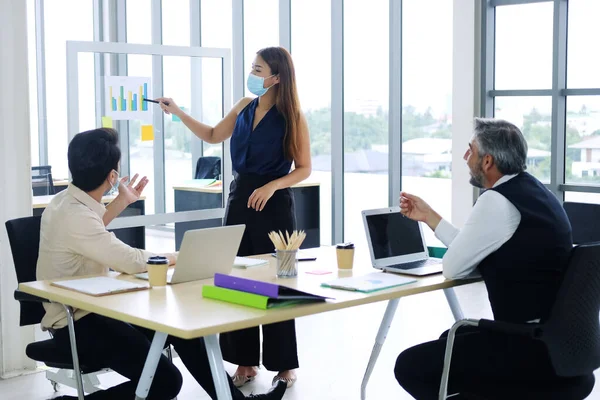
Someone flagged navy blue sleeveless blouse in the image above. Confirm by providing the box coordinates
[230,98,292,177]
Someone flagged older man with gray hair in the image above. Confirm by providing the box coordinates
[394,118,573,399]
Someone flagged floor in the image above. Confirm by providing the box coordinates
[2,282,599,399]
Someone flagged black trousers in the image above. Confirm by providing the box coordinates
[220,173,300,371]
[394,326,558,400]
[53,313,247,400]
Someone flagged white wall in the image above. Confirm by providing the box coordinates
[452,0,478,227]
[0,0,36,377]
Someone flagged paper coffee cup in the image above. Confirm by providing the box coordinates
[336,242,355,270]
[147,256,169,287]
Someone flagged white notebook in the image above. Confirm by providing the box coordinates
[233,256,269,269]
[51,277,149,297]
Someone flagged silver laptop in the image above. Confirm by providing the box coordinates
[362,207,443,276]
[135,225,245,284]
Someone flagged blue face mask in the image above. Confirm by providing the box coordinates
[247,73,275,97]
[110,170,120,192]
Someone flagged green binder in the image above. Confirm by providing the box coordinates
[202,285,307,310]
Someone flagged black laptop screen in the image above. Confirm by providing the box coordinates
[366,212,425,259]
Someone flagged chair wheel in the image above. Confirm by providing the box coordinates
[51,381,60,392]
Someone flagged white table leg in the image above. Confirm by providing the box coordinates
[361,298,400,400]
[204,334,233,400]
[135,331,168,400]
[443,288,464,321]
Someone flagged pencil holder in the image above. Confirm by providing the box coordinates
[276,249,298,278]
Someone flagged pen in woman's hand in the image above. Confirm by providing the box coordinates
[142,98,170,106]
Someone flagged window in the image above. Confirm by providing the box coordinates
[162,0,190,47]
[567,0,600,88]
[291,0,331,245]
[494,97,552,183]
[343,0,389,245]
[402,0,452,246]
[565,96,600,184]
[494,2,553,90]
[243,0,279,97]
[44,0,94,179]
[201,0,232,157]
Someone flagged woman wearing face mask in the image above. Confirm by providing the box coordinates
[157,47,311,388]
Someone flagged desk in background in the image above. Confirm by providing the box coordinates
[52,179,69,194]
[32,194,146,249]
[173,179,320,250]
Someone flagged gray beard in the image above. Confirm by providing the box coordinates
[469,175,484,189]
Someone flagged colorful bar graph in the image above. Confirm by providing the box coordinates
[106,77,151,120]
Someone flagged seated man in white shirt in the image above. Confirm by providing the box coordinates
[394,118,573,399]
[39,128,286,400]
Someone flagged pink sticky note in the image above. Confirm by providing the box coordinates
[306,270,332,275]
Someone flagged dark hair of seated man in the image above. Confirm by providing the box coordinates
[68,128,121,192]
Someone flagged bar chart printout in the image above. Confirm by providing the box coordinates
[105,76,152,122]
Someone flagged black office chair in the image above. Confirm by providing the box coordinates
[6,216,176,397]
[438,243,600,400]
[6,216,108,393]
[564,202,600,244]
[195,156,221,180]
[32,165,55,196]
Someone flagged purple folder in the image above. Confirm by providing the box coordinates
[214,273,330,301]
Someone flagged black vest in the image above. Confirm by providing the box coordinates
[479,172,572,323]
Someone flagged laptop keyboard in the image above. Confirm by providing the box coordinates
[388,258,441,270]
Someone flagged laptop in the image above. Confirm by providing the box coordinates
[135,225,245,284]
[362,207,443,276]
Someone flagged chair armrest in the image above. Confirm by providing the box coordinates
[438,318,543,399]
[478,318,542,339]
[14,289,49,303]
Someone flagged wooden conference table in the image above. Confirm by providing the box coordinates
[20,246,474,400]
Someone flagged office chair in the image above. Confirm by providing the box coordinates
[31,165,55,196]
[195,156,221,180]
[564,201,600,244]
[6,216,176,398]
[438,243,600,400]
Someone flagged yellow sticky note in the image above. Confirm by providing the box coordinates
[141,125,154,141]
[101,116,113,128]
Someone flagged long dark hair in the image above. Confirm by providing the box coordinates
[257,47,302,161]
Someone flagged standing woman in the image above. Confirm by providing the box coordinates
[157,47,311,388]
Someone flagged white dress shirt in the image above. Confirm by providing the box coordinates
[435,174,521,279]
[37,185,155,329]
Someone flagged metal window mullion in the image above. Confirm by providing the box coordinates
[34,0,48,166]
[481,0,495,118]
[279,0,291,51]
[388,0,401,206]
[491,0,552,6]
[190,0,203,177]
[151,0,165,214]
[229,0,245,206]
[489,89,553,97]
[93,0,104,130]
[559,184,600,194]
[562,88,600,96]
[331,0,344,244]
[233,0,244,102]
[109,0,130,177]
[549,0,567,201]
